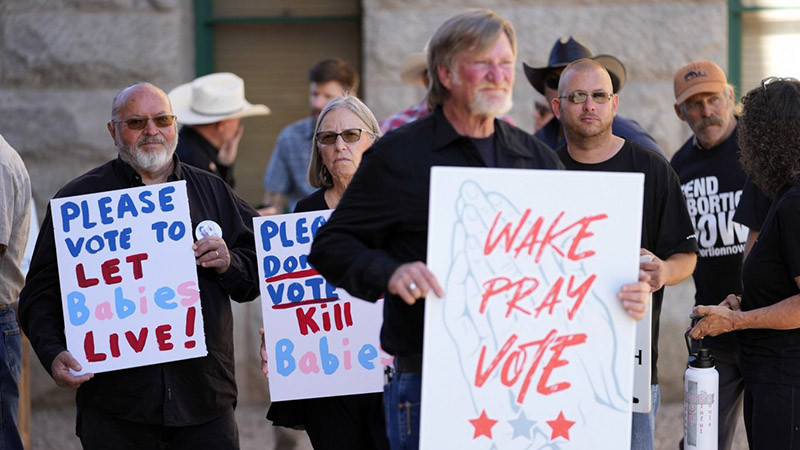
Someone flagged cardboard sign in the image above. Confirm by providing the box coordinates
[422,168,644,449]
[255,211,388,402]
[51,181,206,374]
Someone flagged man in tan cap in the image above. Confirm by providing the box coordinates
[169,72,270,188]
[670,60,744,450]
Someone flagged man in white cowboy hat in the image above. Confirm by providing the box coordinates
[379,46,515,133]
[169,72,270,188]
[260,58,358,214]
[523,36,664,157]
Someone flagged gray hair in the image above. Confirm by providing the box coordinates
[307,96,381,189]
[427,9,517,109]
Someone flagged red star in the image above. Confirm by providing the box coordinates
[468,409,498,439]
[546,411,575,441]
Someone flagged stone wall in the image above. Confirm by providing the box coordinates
[362,0,727,402]
[3,0,727,411]
[362,0,727,158]
[0,0,198,405]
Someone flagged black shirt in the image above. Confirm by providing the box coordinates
[308,106,562,357]
[732,176,772,232]
[556,140,699,383]
[738,184,800,385]
[176,126,236,188]
[295,189,329,212]
[19,155,260,426]
[671,125,746,311]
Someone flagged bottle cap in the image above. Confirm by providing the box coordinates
[689,347,715,368]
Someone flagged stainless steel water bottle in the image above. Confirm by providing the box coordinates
[684,334,719,450]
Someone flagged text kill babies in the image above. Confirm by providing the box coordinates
[259,216,380,376]
[57,185,200,362]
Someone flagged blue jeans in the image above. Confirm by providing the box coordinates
[383,370,421,450]
[0,307,22,450]
[631,384,660,450]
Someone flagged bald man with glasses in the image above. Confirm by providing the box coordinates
[19,82,261,449]
[552,58,698,450]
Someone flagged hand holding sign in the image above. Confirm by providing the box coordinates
[51,350,93,389]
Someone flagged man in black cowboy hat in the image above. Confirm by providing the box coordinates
[523,37,665,157]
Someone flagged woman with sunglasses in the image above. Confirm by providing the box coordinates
[689,77,800,448]
[262,95,389,450]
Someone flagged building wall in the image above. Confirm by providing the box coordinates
[0,0,198,405]
[363,0,727,402]
[363,0,728,158]
[2,0,727,409]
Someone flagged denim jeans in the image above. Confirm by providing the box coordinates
[631,384,660,450]
[0,307,23,450]
[383,370,421,450]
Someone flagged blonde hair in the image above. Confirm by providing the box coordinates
[427,9,517,109]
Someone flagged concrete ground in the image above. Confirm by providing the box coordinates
[32,401,747,450]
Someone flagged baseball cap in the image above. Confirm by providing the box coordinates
[674,61,727,105]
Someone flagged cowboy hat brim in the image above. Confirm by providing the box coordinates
[400,52,428,87]
[168,81,270,125]
[523,54,627,95]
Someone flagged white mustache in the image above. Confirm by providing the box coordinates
[137,137,166,146]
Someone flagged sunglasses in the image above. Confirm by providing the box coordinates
[316,128,373,146]
[112,115,176,130]
[545,73,562,90]
[761,76,800,95]
[558,91,614,104]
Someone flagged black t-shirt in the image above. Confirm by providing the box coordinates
[471,135,497,167]
[295,188,329,212]
[671,126,747,311]
[556,140,699,384]
[732,176,772,231]
[738,184,800,385]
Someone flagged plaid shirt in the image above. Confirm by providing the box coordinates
[379,99,516,134]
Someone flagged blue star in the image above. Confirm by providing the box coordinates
[508,410,536,440]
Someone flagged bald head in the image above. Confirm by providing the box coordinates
[558,59,613,97]
[111,82,172,120]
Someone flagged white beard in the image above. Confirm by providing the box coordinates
[118,136,177,173]
[471,91,513,117]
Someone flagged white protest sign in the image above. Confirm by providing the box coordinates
[421,167,644,449]
[255,211,389,402]
[51,181,206,374]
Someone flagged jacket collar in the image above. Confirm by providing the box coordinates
[430,106,532,166]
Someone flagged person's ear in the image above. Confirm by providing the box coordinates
[674,103,685,121]
[552,97,562,120]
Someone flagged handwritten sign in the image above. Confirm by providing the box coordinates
[51,181,205,374]
[421,168,644,449]
[255,211,388,402]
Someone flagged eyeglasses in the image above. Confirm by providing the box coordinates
[558,91,614,104]
[112,115,176,130]
[761,76,800,95]
[316,128,373,146]
[545,73,561,90]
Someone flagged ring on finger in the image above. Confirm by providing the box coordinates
[408,282,418,291]
[214,250,219,258]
